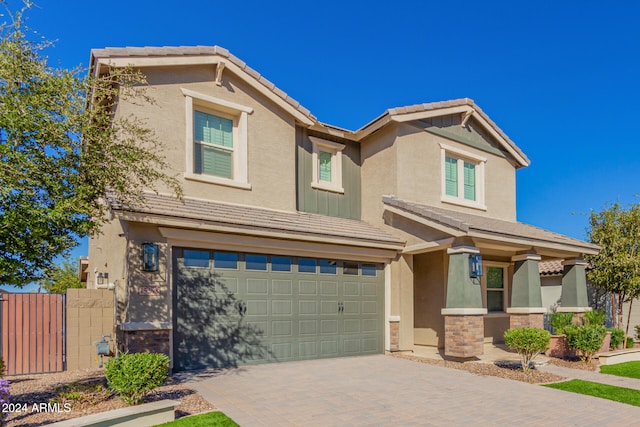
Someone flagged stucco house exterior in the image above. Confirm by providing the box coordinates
[87,45,599,370]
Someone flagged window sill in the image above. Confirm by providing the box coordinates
[185,172,252,190]
[311,182,344,194]
[484,312,509,318]
[441,196,487,211]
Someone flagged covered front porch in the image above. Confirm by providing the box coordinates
[383,197,600,358]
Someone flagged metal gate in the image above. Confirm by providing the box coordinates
[0,293,65,375]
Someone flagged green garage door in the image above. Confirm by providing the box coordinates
[172,248,384,371]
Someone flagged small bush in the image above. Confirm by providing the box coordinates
[0,357,5,377]
[626,337,636,348]
[504,327,550,371]
[0,378,10,426]
[635,325,640,341]
[608,328,625,349]
[105,352,169,405]
[549,312,573,335]
[565,324,607,363]
[582,309,607,326]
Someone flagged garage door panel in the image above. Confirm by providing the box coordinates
[344,282,360,296]
[299,319,317,335]
[271,320,293,336]
[247,278,268,294]
[299,300,317,315]
[320,319,338,334]
[272,280,293,295]
[343,319,361,334]
[272,300,292,315]
[320,281,338,296]
[299,281,318,295]
[173,248,384,370]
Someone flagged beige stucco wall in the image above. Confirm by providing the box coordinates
[541,275,563,312]
[413,251,446,347]
[622,299,640,338]
[389,254,414,351]
[114,65,298,212]
[87,219,127,290]
[361,121,517,228]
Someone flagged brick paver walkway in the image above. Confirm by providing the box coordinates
[189,355,640,426]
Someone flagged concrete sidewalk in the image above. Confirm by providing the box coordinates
[189,355,640,426]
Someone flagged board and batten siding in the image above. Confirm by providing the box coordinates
[296,128,361,219]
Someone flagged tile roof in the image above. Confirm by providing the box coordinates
[539,259,564,275]
[112,193,404,248]
[91,45,316,123]
[382,196,600,254]
[90,46,526,164]
[359,98,529,165]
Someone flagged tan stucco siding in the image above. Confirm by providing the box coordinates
[622,299,640,338]
[361,123,398,227]
[484,316,509,343]
[413,251,446,347]
[87,219,127,290]
[393,123,517,222]
[541,276,563,312]
[114,65,298,211]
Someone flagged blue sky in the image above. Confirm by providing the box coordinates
[5,0,640,288]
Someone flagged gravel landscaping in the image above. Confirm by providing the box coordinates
[5,369,215,427]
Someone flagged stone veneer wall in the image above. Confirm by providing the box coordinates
[66,289,115,370]
[509,313,544,329]
[389,320,400,351]
[444,315,484,358]
[122,330,171,357]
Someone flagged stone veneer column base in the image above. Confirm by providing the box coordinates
[123,330,170,357]
[509,313,544,329]
[443,314,485,358]
[389,317,400,351]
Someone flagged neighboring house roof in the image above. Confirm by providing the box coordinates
[539,259,564,276]
[112,193,405,250]
[382,196,600,255]
[90,45,528,166]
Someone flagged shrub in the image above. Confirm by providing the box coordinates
[626,337,636,348]
[565,324,607,363]
[608,328,625,349]
[0,378,10,426]
[582,309,607,326]
[105,352,169,405]
[635,325,640,341]
[0,357,5,377]
[549,312,573,335]
[504,327,551,371]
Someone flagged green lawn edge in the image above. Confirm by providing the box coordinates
[600,361,640,379]
[155,411,239,426]
[543,379,640,407]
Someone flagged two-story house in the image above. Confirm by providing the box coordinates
[88,46,599,371]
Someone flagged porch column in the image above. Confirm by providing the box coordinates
[506,252,546,329]
[557,258,591,314]
[441,245,486,358]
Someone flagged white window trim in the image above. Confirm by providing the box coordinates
[182,88,252,190]
[481,261,509,313]
[440,143,486,210]
[309,136,345,194]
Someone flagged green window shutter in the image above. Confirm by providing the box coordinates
[463,161,476,200]
[445,157,458,197]
[195,111,233,148]
[319,151,332,182]
[194,144,232,179]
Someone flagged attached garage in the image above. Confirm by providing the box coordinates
[172,248,385,371]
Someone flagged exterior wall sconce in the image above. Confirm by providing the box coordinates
[142,242,159,272]
[96,272,104,285]
[469,253,483,279]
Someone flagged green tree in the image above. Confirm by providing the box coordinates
[585,202,640,344]
[0,5,181,286]
[38,258,85,293]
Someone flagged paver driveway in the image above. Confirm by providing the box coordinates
[190,355,640,426]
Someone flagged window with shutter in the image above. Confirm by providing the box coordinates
[440,143,486,210]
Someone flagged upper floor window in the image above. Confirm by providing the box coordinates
[182,88,253,190]
[309,136,345,194]
[440,143,486,210]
